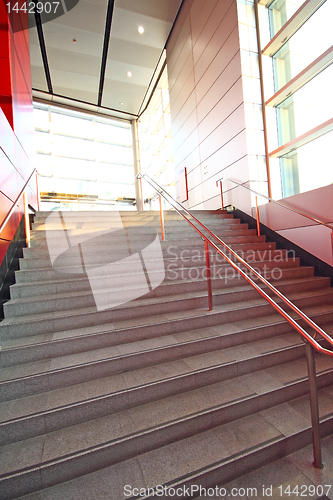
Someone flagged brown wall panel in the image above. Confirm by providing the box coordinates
[195,27,241,104]
[167,0,249,210]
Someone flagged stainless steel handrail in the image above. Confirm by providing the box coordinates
[0,168,37,241]
[216,176,333,230]
[138,172,333,468]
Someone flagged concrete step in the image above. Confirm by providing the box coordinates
[1,282,333,341]
[10,263,314,300]
[25,227,256,252]
[14,248,299,284]
[1,374,332,500]
[2,272,330,319]
[18,241,277,270]
[2,301,333,368]
[31,217,244,231]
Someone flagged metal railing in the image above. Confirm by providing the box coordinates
[0,168,39,247]
[216,177,333,249]
[137,172,333,469]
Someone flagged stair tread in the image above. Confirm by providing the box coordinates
[2,282,333,325]
[6,275,328,306]
[2,303,332,354]
[1,386,332,487]
[0,328,304,383]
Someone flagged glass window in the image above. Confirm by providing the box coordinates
[34,106,49,131]
[272,0,333,91]
[276,64,333,145]
[97,142,133,165]
[268,0,306,38]
[52,111,94,139]
[278,130,333,197]
[52,135,95,160]
[95,121,131,146]
[33,103,135,208]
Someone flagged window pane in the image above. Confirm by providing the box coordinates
[97,142,133,165]
[52,112,94,139]
[95,121,131,146]
[276,64,333,144]
[53,135,95,160]
[34,107,49,131]
[268,0,306,38]
[272,0,333,91]
[279,130,333,197]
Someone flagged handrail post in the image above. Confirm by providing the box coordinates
[255,196,260,236]
[204,239,213,311]
[219,180,224,210]
[23,191,30,248]
[140,177,144,211]
[159,194,165,241]
[36,172,40,211]
[305,342,323,468]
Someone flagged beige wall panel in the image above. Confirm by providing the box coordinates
[198,79,244,144]
[193,0,238,84]
[185,146,201,174]
[190,0,219,47]
[173,128,200,169]
[169,53,194,103]
[203,195,220,210]
[168,33,192,92]
[172,110,198,154]
[192,0,233,67]
[167,1,192,71]
[171,92,197,140]
[170,81,196,130]
[196,56,242,124]
[188,182,204,207]
[202,131,248,180]
[195,28,241,104]
[199,104,246,164]
[187,164,203,191]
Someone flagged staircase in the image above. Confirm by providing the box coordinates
[0,209,333,500]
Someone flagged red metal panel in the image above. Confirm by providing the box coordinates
[0,149,18,203]
[0,109,16,164]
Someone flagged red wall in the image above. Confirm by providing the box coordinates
[0,0,37,265]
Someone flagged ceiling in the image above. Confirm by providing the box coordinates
[29,0,183,120]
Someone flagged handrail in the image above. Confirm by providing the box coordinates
[138,173,333,355]
[138,172,333,468]
[0,168,36,242]
[216,176,333,230]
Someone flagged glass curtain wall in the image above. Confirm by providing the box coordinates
[33,104,135,211]
[260,0,333,199]
[137,65,175,210]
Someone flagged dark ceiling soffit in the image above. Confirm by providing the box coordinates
[34,8,53,94]
[98,0,115,107]
[32,88,138,120]
[137,0,186,119]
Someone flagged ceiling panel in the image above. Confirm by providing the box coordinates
[41,22,104,58]
[116,0,183,23]
[108,38,161,68]
[30,0,184,117]
[111,7,172,48]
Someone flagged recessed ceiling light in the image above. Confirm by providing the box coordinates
[127,71,132,77]
[119,102,124,105]
[138,26,144,34]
